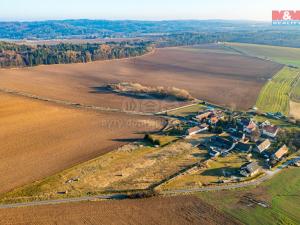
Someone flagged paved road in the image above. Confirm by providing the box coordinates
[162,157,299,195]
[0,194,128,209]
[0,170,278,209]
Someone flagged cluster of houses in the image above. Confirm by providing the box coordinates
[185,108,290,176]
[186,109,223,136]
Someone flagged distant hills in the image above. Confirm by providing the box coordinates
[0,19,296,40]
[1,19,300,51]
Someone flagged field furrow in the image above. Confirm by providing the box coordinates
[256,67,300,115]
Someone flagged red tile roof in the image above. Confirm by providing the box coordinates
[274,145,288,159]
[263,125,279,134]
[196,112,212,120]
[188,126,201,134]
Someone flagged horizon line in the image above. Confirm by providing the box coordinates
[0,18,271,23]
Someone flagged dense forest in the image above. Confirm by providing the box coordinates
[0,41,153,68]
[1,19,300,68]
[155,30,300,48]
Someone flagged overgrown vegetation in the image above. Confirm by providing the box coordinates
[0,41,152,68]
[107,82,194,101]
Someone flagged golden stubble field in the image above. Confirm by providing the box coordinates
[0,45,282,112]
[0,141,208,203]
[0,93,163,194]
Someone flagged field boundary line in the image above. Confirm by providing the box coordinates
[0,87,155,116]
[289,72,300,100]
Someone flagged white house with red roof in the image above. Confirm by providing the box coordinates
[262,125,279,138]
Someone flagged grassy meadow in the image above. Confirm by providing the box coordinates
[197,168,300,225]
[226,42,300,67]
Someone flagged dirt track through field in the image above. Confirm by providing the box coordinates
[0,46,282,111]
[0,93,163,194]
[0,196,241,225]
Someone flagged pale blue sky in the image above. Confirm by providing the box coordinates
[1,0,300,21]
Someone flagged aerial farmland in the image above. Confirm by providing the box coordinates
[0,13,299,225]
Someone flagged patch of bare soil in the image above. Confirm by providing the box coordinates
[0,196,241,225]
[0,93,163,194]
[0,46,282,112]
[238,187,271,209]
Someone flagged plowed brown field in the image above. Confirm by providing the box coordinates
[0,46,282,111]
[0,93,163,194]
[0,196,241,225]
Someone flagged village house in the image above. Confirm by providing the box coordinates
[187,124,208,136]
[235,142,252,152]
[272,145,289,161]
[214,110,225,119]
[244,121,257,134]
[210,136,235,152]
[293,159,300,167]
[261,120,271,127]
[262,125,279,138]
[209,148,221,158]
[247,128,261,142]
[229,131,247,142]
[255,139,271,154]
[196,111,212,121]
[238,117,251,127]
[210,116,219,125]
[240,162,261,177]
[187,126,202,136]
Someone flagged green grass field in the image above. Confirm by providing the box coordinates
[291,78,300,102]
[255,67,300,115]
[197,168,300,225]
[226,43,300,67]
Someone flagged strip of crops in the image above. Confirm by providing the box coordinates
[291,74,300,102]
[256,67,300,115]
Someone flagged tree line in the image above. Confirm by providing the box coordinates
[0,41,153,68]
[154,30,300,48]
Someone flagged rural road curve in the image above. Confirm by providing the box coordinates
[162,157,299,195]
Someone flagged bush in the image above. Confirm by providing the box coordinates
[107,82,194,101]
[144,134,161,146]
